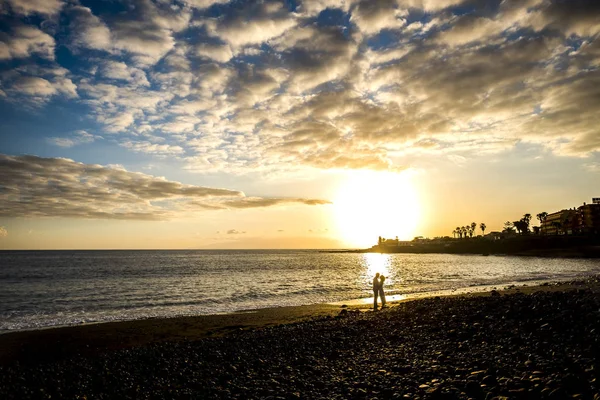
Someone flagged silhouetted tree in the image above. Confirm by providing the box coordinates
[537,212,548,234]
[503,221,515,233]
[533,226,540,235]
[480,222,487,236]
[513,220,520,234]
[455,227,461,239]
[521,213,532,234]
[470,222,476,237]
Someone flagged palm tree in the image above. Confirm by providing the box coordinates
[455,226,461,239]
[537,212,548,234]
[470,222,476,237]
[521,213,532,234]
[503,221,514,233]
[480,222,486,236]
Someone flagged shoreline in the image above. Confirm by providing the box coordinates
[2,276,600,398]
[0,274,589,337]
[2,275,598,366]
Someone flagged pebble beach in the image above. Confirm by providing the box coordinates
[2,278,600,399]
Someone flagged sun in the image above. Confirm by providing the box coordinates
[332,170,421,248]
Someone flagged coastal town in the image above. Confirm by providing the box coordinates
[369,198,600,257]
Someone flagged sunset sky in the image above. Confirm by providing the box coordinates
[0,0,599,249]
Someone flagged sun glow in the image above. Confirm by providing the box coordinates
[363,253,391,278]
[333,171,421,248]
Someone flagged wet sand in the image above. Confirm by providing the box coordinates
[2,277,600,398]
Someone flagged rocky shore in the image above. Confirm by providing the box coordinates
[2,278,600,399]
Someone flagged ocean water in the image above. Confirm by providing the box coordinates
[1,250,600,332]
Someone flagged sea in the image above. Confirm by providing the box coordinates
[1,250,600,332]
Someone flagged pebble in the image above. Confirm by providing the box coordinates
[2,281,600,399]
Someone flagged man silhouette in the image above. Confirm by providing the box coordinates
[373,273,380,310]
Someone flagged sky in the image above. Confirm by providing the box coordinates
[0,0,599,249]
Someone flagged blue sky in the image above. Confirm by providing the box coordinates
[0,0,599,248]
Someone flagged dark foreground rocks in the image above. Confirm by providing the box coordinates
[2,286,600,399]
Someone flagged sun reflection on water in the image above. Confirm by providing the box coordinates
[363,253,392,281]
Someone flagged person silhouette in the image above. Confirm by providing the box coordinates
[379,275,387,308]
[372,273,380,310]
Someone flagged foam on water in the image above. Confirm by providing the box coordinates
[1,250,599,332]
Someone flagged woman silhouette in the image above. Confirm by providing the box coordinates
[379,275,387,308]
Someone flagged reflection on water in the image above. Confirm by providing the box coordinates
[1,250,600,331]
[362,253,391,282]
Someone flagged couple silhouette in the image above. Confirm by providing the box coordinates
[372,272,387,310]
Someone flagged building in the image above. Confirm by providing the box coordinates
[541,209,578,235]
[578,202,600,235]
[377,236,412,247]
[541,200,600,235]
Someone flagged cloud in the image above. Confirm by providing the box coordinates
[195,43,234,63]
[67,5,112,51]
[220,197,331,209]
[203,1,297,49]
[0,226,7,238]
[48,130,99,148]
[67,0,191,64]
[0,154,330,220]
[121,141,185,156]
[0,25,55,60]
[350,0,407,35]
[183,0,230,9]
[108,0,191,64]
[3,74,77,104]
[0,154,242,220]
[272,24,358,93]
[226,229,245,234]
[98,61,150,87]
[4,0,63,16]
[297,0,356,16]
[2,0,600,175]
[529,0,600,37]
[395,0,463,12]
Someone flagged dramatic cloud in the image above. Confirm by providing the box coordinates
[3,0,63,16]
[1,70,77,105]
[2,0,600,175]
[0,154,330,220]
[0,25,55,60]
[350,0,407,35]
[203,1,297,49]
[67,5,112,51]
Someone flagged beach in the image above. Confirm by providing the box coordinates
[2,278,600,399]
